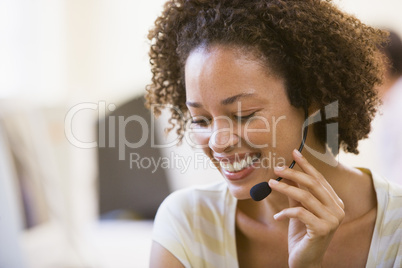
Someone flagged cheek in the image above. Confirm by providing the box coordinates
[242,114,301,154]
[242,115,288,148]
[241,130,271,149]
[189,131,220,168]
[186,129,211,149]
[185,130,218,167]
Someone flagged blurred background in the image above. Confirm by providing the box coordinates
[1,0,402,267]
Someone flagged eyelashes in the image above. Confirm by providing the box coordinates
[234,111,256,121]
[190,112,257,127]
[190,117,210,127]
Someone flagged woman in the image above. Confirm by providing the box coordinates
[146,0,402,267]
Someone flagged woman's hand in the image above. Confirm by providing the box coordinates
[268,149,345,268]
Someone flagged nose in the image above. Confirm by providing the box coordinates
[208,117,240,153]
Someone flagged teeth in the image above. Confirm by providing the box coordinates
[234,162,241,171]
[220,161,227,169]
[241,159,246,168]
[219,154,260,173]
[227,163,234,172]
[247,156,252,165]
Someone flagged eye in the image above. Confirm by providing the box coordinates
[190,116,211,127]
[234,111,256,121]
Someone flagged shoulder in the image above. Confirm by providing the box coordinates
[154,181,235,232]
[153,180,236,236]
[371,171,402,203]
[371,171,402,227]
[157,181,231,214]
[369,171,402,267]
[152,181,238,267]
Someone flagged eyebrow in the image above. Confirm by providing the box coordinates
[186,93,254,108]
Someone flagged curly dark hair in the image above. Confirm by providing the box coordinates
[145,0,387,154]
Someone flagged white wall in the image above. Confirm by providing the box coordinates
[335,0,402,35]
[0,0,66,103]
[0,0,168,106]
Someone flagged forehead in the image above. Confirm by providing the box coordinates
[185,44,272,75]
[184,45,287,106]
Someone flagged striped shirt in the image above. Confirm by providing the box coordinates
[152,171,402,267]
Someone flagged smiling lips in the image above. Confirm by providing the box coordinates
[215,153,261,173]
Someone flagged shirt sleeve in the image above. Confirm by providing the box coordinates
[367,175,402,268]
[151,189,195,268]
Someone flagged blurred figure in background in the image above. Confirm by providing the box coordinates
[374,30,402,184]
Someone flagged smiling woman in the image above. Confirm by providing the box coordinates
[145,0,402,267]
[183,45,306,200]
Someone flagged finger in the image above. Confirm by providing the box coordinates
[292,149,344,209]
[269,179,338,220]
[274,206,315,224]
[273,166,343,216]
[274,166,330,204]
[292,149,337,198]
[274,207,340,237]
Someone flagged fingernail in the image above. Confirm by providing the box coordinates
[294,149,302,157]
[274,165,285,171]
[269,179,279,185]
[273,212,282,220]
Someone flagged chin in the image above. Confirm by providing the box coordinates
[225,180,257,200]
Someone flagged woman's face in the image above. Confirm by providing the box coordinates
[185,45,305,200]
